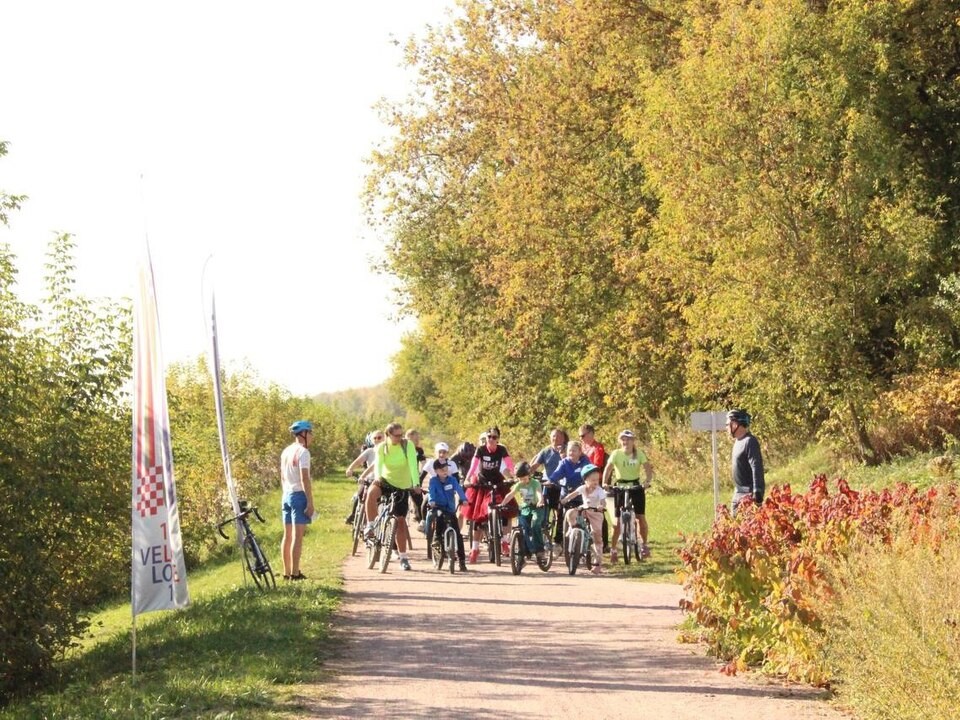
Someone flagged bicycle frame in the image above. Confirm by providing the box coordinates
[216,503,276,589]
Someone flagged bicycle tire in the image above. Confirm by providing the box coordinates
[365,535,379,570]
[425,511,434,560]
[446,528,457,574]
[252,540,277,589]
[351,508,364,557]
[380,517,397,573]
[243,541,264,590]
[621,510,633,565]
[538,530,553,572]
[567,528,582,575]
[431,529,444,571]
[492,508,503,566]
[510,531,523,575]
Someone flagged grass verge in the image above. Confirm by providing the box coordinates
[606,490,716,582]
[1,474,355,720]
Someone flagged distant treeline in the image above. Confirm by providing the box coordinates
[368,0,960,460]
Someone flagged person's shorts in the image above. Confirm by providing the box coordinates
[376,480,410,518]
[613,484,645,517]
[282,490,311,525]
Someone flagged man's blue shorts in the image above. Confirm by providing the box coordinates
[282,490,311,525]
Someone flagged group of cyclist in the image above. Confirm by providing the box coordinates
[342,421,654,574]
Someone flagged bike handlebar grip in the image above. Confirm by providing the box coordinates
[253,507,265,523]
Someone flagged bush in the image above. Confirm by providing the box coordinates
[823,532,960,720]
[865,369,960,459]
[0,237,131,700]
[677,476,960,685]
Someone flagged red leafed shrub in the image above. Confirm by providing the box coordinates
[677,476,960,685]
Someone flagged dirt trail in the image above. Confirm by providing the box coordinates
[306,541,844,720]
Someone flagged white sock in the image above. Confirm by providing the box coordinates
[400,552,408,560]
[472,541,479,550]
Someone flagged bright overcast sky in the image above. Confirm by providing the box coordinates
[1,1,453,396]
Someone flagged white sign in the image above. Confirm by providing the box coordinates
[690,411,727,432]
[690,411,729,518]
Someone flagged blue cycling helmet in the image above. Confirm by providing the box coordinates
[580,463,600,479]
[290,420,313,435]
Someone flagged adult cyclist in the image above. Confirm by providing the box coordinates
[463,426,516,563]
[603,429,654,561]
[363,422,421,571]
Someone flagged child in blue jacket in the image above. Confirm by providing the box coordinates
[427,460,468,571]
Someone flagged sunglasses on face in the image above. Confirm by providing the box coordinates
[487,435,499,441]
[390,432,404,439]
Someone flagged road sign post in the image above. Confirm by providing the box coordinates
[690,411,727,518]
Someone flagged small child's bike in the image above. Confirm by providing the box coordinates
[427,505,461,574]
[564,506,603,576]
[507,507,553,575]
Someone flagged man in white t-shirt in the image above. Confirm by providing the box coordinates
[280,420,315,581]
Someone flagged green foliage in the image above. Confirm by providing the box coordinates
[166,360,371,563]
[0,235,131,700]
[367,0,960,456]
[678,476,960,684]
[0,478,355,719]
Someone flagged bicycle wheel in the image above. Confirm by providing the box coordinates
[431,529,444,571]
[538,530,554,572]
[251,539,277,589]
[351,507,365,557]
[491,508,502,566]
[243,540,264,590]
[446,528,457,574]
[379,517,397,573]
[365,532,379,570]
[425,511,434,560]
[510,531,524,575]
[621,511,633,565]
[566,529,582,575]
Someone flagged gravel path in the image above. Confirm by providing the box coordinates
[306,540,845,720]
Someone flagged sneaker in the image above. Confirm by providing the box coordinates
[400,558,412,571]
[363,524,375,539]
[418,521,426,534]
[501,540,510,557]
[591,564,602,575]
[610,549,618,563]
[459,559,468,572]
[468,548,480,564]
[291,572,307,581]
[535,551,545,562]
[641,543,651,559]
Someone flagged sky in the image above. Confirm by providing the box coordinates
[0,1,453,396]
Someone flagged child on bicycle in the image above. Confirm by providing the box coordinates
[499,462,546,562]
[427,459,469,571]
[560,463,609,574]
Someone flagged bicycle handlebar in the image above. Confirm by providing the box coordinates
[216,504,265,539]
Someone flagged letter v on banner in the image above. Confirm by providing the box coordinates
[131,241,190,624]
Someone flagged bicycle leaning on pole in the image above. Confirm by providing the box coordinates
[217,500,276,589]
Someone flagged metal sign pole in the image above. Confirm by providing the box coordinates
[711,414,719,518]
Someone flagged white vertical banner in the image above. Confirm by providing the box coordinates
[208,292,241,519]
[131,245,190,616]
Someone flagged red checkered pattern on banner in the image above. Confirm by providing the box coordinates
[136,465,166,518]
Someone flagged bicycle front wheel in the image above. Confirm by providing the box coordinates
[491,508,502,566]
[566,529,582,576]
[243,541,264,590]
[431,530,444,571]
[352,508,365,557]
[510,531,524,575]
[380,517,397,574]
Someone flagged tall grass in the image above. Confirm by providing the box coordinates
[1,475,356,720]
[824,533,960,720]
